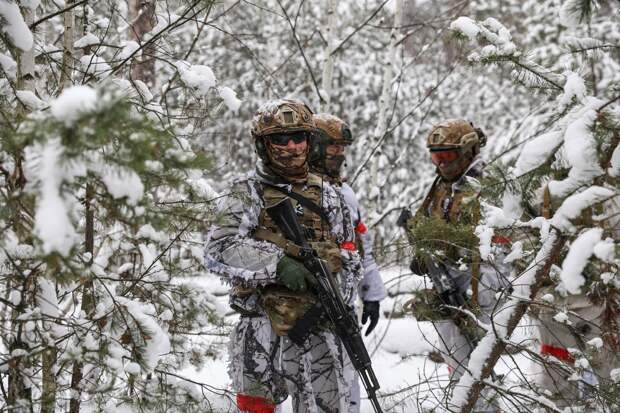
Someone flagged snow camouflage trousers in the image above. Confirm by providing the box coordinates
[229,315,351,413]
[431,261,510,412]
[535,293,620,410]
[432,263,509,379]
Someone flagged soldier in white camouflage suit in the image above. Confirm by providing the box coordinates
[205,99,362,413]
[309,113,388,413]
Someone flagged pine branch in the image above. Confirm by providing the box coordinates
[455,232,566,412]
[597,94,620,113]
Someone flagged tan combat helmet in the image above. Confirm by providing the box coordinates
[251,99,315,139]
[426,119,484,154]
[251,99,315,182]
[313,113,353,145]
[311,113,353,180]
[426,119,486,181]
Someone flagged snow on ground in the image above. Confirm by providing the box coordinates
[179,266,540,412]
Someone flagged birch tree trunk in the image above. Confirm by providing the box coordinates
[59,0,75,91]
[8,5,36,409]
[16,6,35,97]
[369,0,402,210]
[320,0,337,113]
[63,5,91,409]
[129,0,157,85]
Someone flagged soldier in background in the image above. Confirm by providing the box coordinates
[534,192,620,410]
[401,119,510,411]
[205,100,362,412]
[310,113,388,413]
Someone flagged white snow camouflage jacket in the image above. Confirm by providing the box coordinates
[339,183,387,303]
[204,162,363,315]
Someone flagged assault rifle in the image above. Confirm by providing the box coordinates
[266,199,383,413]
[423,256,480,348]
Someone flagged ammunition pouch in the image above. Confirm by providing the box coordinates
[259,285,318,336]
[229,285,261,316]
[309,241,342,275]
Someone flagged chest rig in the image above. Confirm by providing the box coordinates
[256,174,340,266]
[424,179,466,223]
[252,175,343,336]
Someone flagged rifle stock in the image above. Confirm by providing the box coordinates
[266,199,383,413]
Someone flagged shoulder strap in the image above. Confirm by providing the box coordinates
[253,228,305,258]
[262,182,330,224]
[416,176,441,218]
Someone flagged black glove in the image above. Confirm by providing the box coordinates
[409,257,427,275]
[361,301,380,336]
[396,208,412,228]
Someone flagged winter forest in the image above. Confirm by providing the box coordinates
[0,0,619,412]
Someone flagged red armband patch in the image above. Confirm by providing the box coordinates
[540,344,574,363]
[491,235,511,245]
[236,394,275,413]
[341,241,356,251]
[355,221,367,234]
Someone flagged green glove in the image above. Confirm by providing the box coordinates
[276,256,316,292]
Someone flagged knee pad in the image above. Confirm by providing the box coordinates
[236,394,275,413]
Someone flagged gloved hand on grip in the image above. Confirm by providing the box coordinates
[276,256,316,292]
[409,256,428,275]
[361,301,380,336]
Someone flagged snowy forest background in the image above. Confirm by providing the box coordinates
[0,0,619,412]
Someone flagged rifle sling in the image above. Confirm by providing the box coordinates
[253,228,305,258]
[262,183,330,224]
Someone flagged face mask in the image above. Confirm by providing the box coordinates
[266,143,308,182]
[324,154,346,177]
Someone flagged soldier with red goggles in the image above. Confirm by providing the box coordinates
[401,119,511,412]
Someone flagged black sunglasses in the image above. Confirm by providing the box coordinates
[267,132,308,146]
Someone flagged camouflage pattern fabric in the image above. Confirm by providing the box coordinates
[432,260,511,380]
[229,316,288,404]
[532,186,620,410]
[535,290,620,410]
[337,182,387,413]
[229,316,352,411]
[205,161,361,412]
[339,183,387,304]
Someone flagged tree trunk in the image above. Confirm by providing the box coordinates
[59,0,75,91]
[7,274,34,410]
[41,332,57,412]
[368,0,402,247]
[129,0,157,85]
[68,183,95,413]
[370,0,402,196]
[8,5,36,409]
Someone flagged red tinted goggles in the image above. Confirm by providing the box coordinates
[430,150,459,165]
